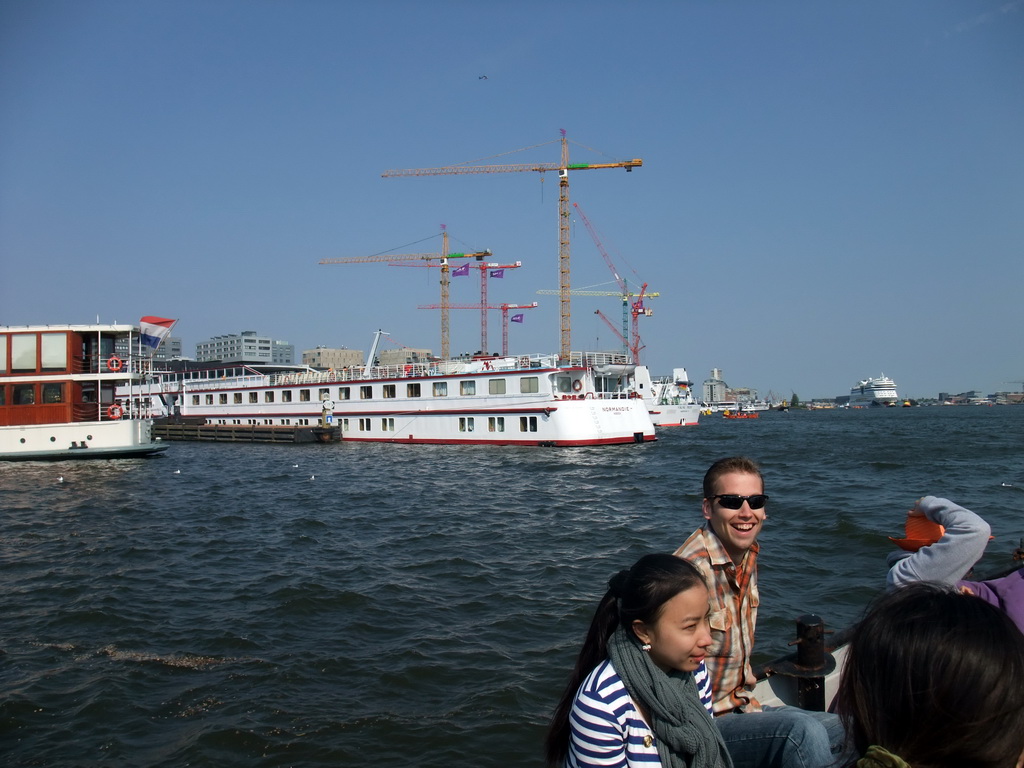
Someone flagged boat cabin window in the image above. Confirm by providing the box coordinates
[433,382,447,397]
[205,394,214,405]
[14,384,35,404]
[460,381,476,396]
[382,384,396,399]
[0,335,7,373]
[234,393,243,404]
[382,417,395,431]
[300,389,311,402]
[360,385,372,400]
[319,388,330,401]
[554,376,572,394]
[249,392,258,403]
[41,383,64,404]
[488,416,505,432]
[11,335,36,373]
[488,379,506,395]
[459,417,475,432]
[407,383,421,398]
[338,387,350,401]
[265,391,274,403]
[519,415,538,432]
[219,394,228,404]
[282,390,292,402]
[520,377,539,394]
[40,333,67,372]
[191,395,200,406]
[0,387,5,406]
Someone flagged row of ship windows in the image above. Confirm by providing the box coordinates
[213,416,540,433]
[191,377,541,406]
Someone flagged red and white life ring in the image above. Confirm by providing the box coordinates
[107,404,124,420]
[572,379,583,392]
[106,356,124,372]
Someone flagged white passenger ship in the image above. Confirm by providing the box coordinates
[849,374,899,407]
[137,335,656,446]
[1,324,167,460]
[642,367,700,427]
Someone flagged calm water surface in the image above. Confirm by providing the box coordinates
[2,406,1023,767]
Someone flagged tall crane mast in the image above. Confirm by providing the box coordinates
[319,229,490,359]
[383,131,641,360]
[629,283,652,365]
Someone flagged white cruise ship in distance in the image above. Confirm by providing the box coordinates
[849,374,899,406]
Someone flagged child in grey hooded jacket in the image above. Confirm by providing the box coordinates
[886,495,1024,632]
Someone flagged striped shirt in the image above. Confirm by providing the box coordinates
[674,524,761,714]
[567,659,714,768]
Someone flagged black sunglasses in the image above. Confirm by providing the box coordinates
[711,494,769,510]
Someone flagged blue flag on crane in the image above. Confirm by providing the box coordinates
[452,264,470,277]
[511,314,525,323]
[489,269,504,278]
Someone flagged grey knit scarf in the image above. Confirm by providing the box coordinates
[607,625,733,768]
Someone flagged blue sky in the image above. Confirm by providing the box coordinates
[2,0,1021,399]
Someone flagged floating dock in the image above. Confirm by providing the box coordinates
[153,420,341,444]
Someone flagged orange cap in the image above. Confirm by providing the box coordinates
[889,515,946,552]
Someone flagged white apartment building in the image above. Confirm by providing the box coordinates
[195,331,294,365]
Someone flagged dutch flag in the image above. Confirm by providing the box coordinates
[139,316,177,352]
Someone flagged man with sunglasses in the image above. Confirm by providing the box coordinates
[675,457,844,767]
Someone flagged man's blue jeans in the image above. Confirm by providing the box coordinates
[714,706,846,768]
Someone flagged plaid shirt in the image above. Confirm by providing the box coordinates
[674,524,761,714]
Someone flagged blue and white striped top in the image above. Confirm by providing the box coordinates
[567,659,714,768]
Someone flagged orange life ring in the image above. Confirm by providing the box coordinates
[572,379,583,392]
[107,404,123,420]
[106,356,124,372]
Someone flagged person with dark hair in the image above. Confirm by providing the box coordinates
[886,495,1024,632]
[675,456,843,767]
[836,581,1024,768]
[546,553,733,768]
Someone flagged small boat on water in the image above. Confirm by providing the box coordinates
[722,408,759,419]
[849,374,899,407]
[0,324,168,460]
[128,331,657,447]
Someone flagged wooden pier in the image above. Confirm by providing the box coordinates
[153,420,341,444]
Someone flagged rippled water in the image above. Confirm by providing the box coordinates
[3,407,1022,767]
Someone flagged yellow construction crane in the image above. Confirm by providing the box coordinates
[382,130,641,360]
[319,229,490,360]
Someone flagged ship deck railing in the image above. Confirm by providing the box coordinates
[174,351,634,392]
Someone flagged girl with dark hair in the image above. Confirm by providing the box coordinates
[837,582,1024,768]
[546,553,732,768]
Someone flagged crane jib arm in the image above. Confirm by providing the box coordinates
[381,159,642,178]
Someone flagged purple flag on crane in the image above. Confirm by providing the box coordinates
[452,263,470,277]
[489,269,504,278]
[511,314,525,323]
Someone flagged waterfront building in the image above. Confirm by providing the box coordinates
[115,335,184,361]
[302,346,364,370]
[703,368,727,403]
[195,331,294,365]
[378,347,432,366]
